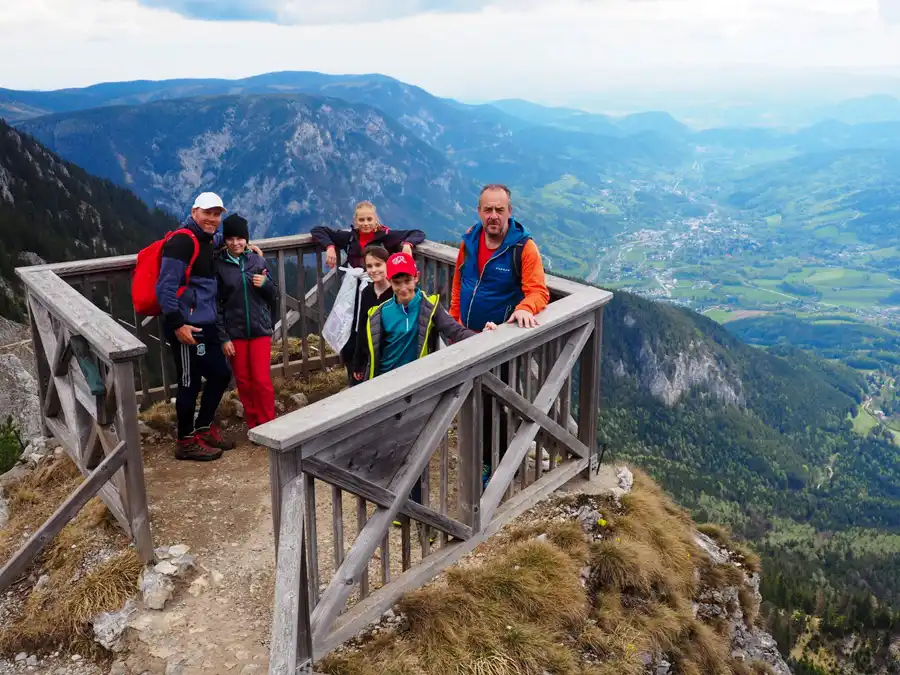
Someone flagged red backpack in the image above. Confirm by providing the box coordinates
[132,228,200,316]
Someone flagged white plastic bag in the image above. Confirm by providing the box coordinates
[322,266,370,354]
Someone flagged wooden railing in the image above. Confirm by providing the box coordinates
[1,234,344,592]
[0,267,154,591]
[17,235,344,407]
[5,235,612,673]
[251,241,612,674]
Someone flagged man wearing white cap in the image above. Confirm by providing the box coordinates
[156,192,236,461]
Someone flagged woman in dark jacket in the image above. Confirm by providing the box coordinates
[311,201,426,386]
[215,214,279,429]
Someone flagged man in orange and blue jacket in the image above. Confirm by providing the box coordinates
[450,184,550,489]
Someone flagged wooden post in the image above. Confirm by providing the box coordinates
[277,250,290,376]
[457,377,483,533]
[112,361,155,562]
[26,292,51,437]
[269,473,314,675]
[577,307,603,478]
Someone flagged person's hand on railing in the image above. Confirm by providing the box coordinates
[249,243,263,256]
[222,341,236,357]
[175,325,202,345]
[484,321,498,331]
[401,243,414,256]
[325,246,338,269]
[353,372,364,382]
[507,309,540,329]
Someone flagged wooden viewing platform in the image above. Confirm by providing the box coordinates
[2,236,612,675]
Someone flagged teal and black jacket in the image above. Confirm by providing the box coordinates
[362,291,475,381]
[214,250,279,343]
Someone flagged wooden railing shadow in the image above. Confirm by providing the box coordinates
[251,241,612,673]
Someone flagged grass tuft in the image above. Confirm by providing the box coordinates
[730,541,762,574]
[698,523,733,547]
[318,467,743,675]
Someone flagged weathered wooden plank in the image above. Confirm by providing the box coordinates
[332,486,344,570]
[314,249,326,350]
[481,372,589,460]
[420,455,431,558]
[309,381,471,643]
[480,323,594,525]
[267,474,314,675]
[302,456,471,541]
[300,391,439,460]
[277,250,290,375]
[133,306,152,410]
[439,434,449,548]
[400,516,411,572]
[316,454,590,656]
[26,292,52,437]
[456,378,482,532]
[356,497,369,599]
[0,442,128,592]
[14,233,320,278]
[577,307,603,477]
[17,270,147,362]
[250,291,607,451]
[305,474,320,609]
[112,362,154,562]
[297,248,310,374]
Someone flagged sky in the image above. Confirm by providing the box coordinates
[1,0,899,107]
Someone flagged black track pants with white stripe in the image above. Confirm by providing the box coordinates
[165,324,232,440]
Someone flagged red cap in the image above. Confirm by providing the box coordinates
[386,252,418,279]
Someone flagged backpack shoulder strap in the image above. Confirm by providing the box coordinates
[173,228,201,284]
[511,237,529,285]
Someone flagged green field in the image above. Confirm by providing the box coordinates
[852,407,880,436]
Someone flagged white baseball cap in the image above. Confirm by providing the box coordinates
[192,192,225,211]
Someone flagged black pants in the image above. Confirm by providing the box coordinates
[482,362,510,472]
[341,338,359,388]
[166,324,233,440]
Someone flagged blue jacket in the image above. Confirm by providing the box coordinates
[156,216,219,330]
[457,219,531,331]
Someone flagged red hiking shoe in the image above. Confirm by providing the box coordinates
[174,435,223,462]
[195,424,236,451]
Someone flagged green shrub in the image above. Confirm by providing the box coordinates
[0,415,23,474]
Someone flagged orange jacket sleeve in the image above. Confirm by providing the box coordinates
[516,240,550,316]
[449,244,465,322]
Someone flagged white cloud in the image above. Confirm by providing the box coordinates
[0,0,897,104]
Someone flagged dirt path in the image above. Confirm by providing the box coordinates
[121,438,276,675]
[120,431,462,675]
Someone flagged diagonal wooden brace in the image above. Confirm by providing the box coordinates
[479,323,594,525]
[302,456,472,542]
[309,380,472,644]
[481,372,589,460]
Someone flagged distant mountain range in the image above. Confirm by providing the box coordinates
[4,70,900,280]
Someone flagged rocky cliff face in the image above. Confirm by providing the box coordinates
[19,95,481,241]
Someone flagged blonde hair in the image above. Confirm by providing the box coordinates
[353,200,378,221]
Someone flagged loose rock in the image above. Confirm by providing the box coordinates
[140,567,174,610]
[92,599,138,652]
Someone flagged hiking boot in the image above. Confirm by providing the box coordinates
[195,424,235,451]
[175,436,223,462]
